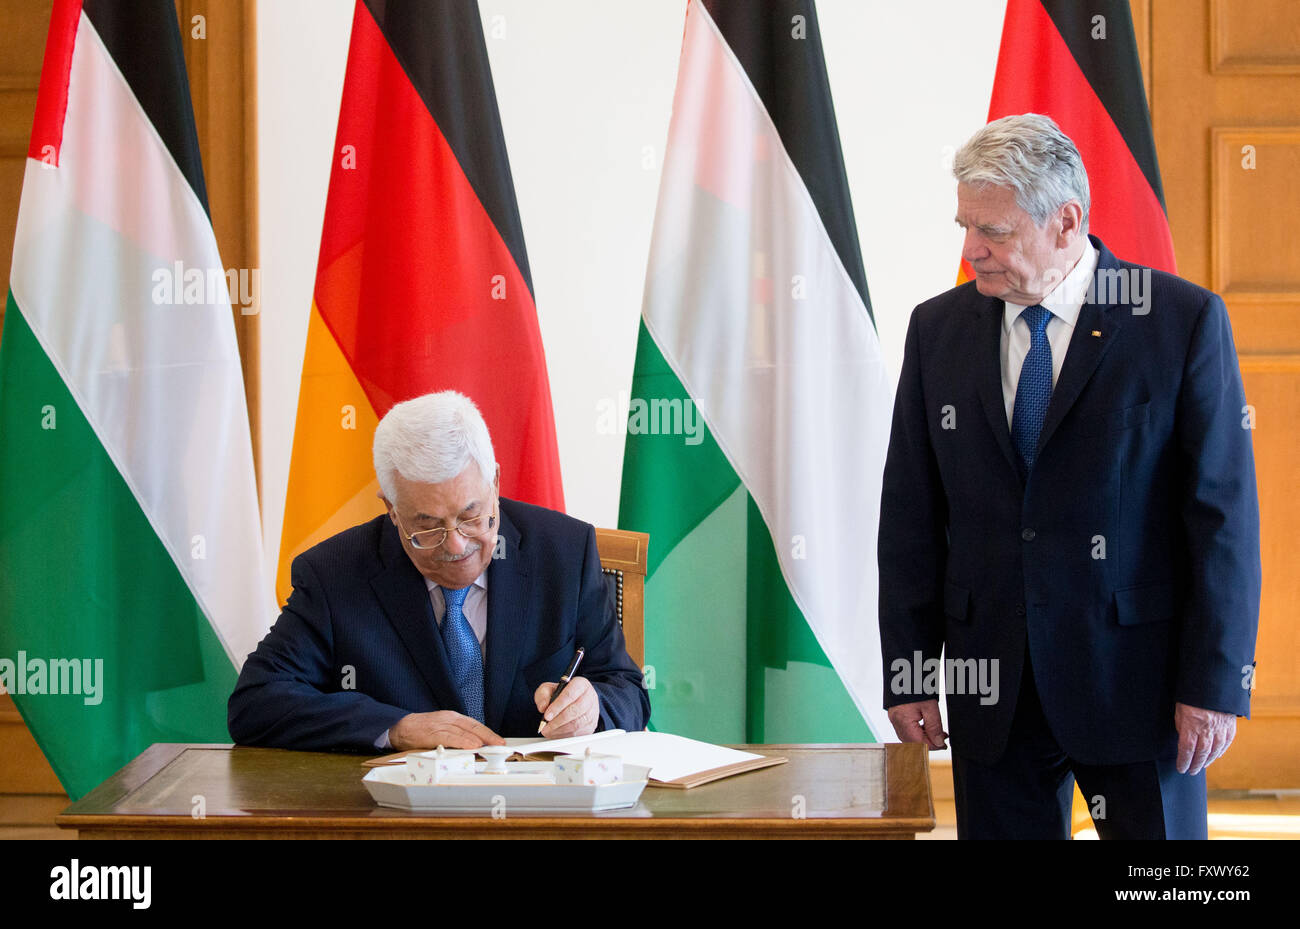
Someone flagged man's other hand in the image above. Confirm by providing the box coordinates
[1175,702,1237,776]
[888,699,948,750]
[389,711,505,751]
[534,676,599,739]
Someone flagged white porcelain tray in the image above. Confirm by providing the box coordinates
[363,761,651,812]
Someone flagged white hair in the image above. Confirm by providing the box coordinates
[953,113,1090,234]
[373,391,497,501]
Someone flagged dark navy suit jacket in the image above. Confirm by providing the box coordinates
[229,498,650,751]
[879,236,1260,767]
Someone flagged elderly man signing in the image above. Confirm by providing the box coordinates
[878,114,1260,839]
[229,391,649,752]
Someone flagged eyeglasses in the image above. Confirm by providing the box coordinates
[393,507,498,551]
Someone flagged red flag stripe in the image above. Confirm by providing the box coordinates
[27,0,82,166]
[985,0,1176,272]
[312,2,564,508]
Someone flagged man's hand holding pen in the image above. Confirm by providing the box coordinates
[533,676,599,739]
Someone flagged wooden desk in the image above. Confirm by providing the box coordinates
[57,742,934,839]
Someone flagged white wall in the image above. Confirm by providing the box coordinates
[257,0,352,567]
[257,0,1006,573]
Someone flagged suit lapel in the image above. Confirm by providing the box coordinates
[974,296,1023,481]
[484,504,529,732]
[370,518,466,714]
[1036,239,1126,456]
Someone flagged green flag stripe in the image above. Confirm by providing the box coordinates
[0,293,237,799]
[744,492,873,743]
[619,321,874,743]
[618,317,739,576]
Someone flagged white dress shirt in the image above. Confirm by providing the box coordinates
[375,569,489,750]
[1000,240,1099,429]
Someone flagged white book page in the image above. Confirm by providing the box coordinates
[519,731,762,782]
[506,730,626,756]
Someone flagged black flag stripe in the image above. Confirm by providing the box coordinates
[82,0,209,217]
[1039,0,1167,211]
[362,0,534,298]
[702,0,875,325]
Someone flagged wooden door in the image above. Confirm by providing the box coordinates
[1150,0,1300,788]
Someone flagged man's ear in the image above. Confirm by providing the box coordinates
[378,493,396,523]
[1056,201,1084,246]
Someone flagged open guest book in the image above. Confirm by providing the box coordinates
[363,730,787,788]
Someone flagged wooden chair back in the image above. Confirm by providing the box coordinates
[594,528,648,668]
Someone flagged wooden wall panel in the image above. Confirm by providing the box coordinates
[0,695,64,796]
[1211,0,1300,74]
[1211,128,1300,294]
[1210,128,1300,353]
[1207,360,1300,786]
[1154,0,1300,787]
[1240,362,1300,709]
[0,0,50,331]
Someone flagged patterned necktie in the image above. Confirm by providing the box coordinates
[438,585,484,722]
[1011,304,1053,475]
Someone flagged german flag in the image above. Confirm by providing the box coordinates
[959,0,1176,282]
[278,0,564,604]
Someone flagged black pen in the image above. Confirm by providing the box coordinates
[537,646,585,734]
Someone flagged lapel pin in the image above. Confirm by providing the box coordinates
[1091,330,1101,337]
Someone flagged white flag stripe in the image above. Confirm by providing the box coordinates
[641,2,894,739]
[9,13,272,664]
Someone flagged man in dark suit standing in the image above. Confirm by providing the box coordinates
[229,391,649,752]
[878,114,1260,839]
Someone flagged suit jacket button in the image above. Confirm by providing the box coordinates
[1021,528,1036,541]
[1015,603,1026,616]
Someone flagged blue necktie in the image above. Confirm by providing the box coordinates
[1011,304,1053,475]
[438,585,484,722]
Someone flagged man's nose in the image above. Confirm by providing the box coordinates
[962,229,988,263]
[442,528,470,555]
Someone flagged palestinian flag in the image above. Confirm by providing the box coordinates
[959,0,1176,283]
[277,0,564,603]
[619,0,893,743]
[0,0,270,799]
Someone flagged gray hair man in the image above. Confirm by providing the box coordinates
[230,391,650,752]
[878,114,1260,839]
